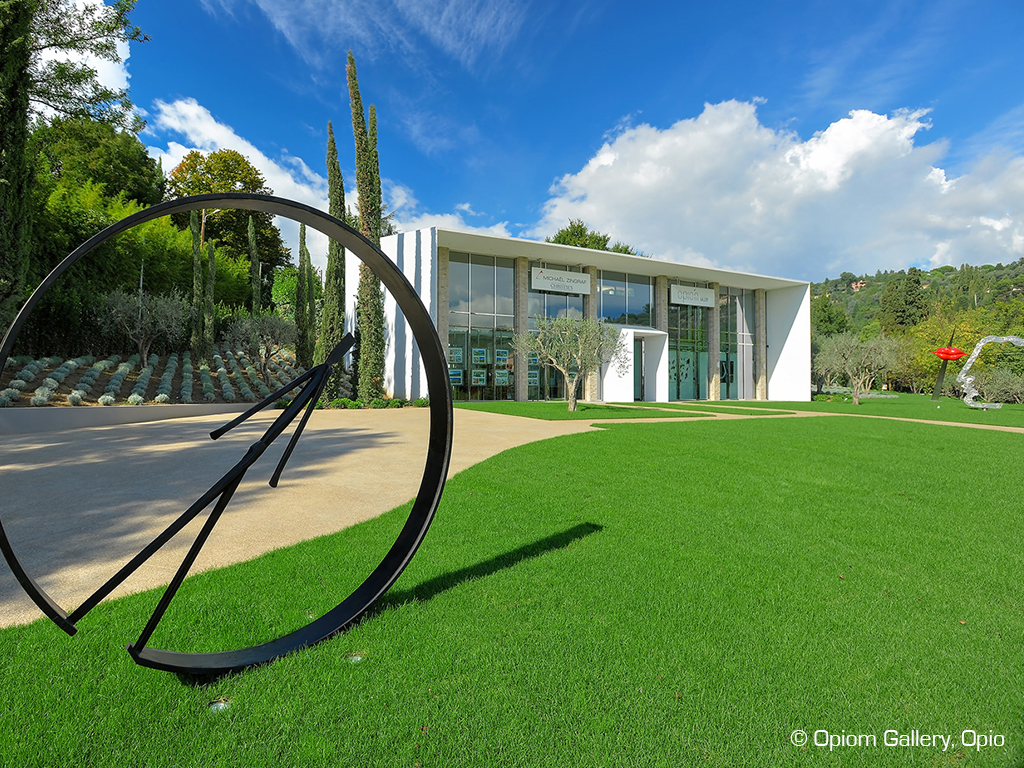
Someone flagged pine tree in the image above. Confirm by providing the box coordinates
[347,50,385,400]
[189,210,204,354]
[0,0,33,328]
[203,241,215,362]
[248,215,260,313]
[295,223,312,368]
[314,121,350,399]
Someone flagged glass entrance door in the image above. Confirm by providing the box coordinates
[633,338,645,401]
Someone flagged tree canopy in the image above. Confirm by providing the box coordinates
[30,116,163,205]
[165,148,290,271]
[27,0,148,130]
[546,218,644,256]
[513,316,628,411]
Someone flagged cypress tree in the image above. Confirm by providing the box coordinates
[367,105,382,243]
[0,0,33,328]
[248,215,260,313]
[347,51,385,400]
[304,242,317,359]
[189,210,204,354]
[203,241,215,362]
[314,120,350,400]
[295,223,312,368]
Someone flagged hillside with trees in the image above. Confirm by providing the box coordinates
[0,2,389,409]
[811,260,1024,401]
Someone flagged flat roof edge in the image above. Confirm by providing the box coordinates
[392,227,807,290]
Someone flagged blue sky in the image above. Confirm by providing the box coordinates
[107,0,1024,281]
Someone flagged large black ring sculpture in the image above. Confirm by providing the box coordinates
[0,193,453,675]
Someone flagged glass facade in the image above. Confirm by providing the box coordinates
[446,251,761,403]
[719,286,755,400]
[526,262,586,401]
[448,252,515,401]
[598,271,655,326]
[667,281,709,400]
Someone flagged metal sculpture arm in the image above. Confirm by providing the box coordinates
[64,335,355,634]
[955,335,1024,409]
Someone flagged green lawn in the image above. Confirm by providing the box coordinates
[725,391,1024,428]
[453,400,703,420]
[614,401,796,417]
[1,417,1021,766]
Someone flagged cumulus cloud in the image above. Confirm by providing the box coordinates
[145,98,332,267]
[531,100,1024,280]
[146,97,507,266]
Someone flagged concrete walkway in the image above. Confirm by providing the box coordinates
[0,407,599,628]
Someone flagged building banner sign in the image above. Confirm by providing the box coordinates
[532,267,591,295]
[670,285,716,307]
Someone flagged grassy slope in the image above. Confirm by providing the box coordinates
[0,417,1021,766]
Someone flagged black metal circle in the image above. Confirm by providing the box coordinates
[0,193,453,675]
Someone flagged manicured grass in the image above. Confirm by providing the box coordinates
[453,400,703,420]
[729,392,1024,428]
[1,417,1021,766]
[614,401,796,417]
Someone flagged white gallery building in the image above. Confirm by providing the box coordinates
[345,227,810,403]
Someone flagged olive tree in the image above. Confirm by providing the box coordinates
[814,332,899,405]
[98,289,188,361]
[512,316,628,411]
[222,312,296,386]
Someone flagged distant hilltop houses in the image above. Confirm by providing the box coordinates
[851,280,868,292]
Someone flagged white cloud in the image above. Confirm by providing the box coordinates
[531,100,1024,280]
[388,182,511,236]
[145,98,509,266]
[146,98,330,268]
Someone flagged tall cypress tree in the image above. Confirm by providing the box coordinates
[0,0,33,328]
[295,223,312,368]
[248,215,260,313]
[203,241,215,362]
[347,50,385,400]
[314,121,349,399]
[304,243,316,359]
[189,210,204,355]
[367,105,382,244]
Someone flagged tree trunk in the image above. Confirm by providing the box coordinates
[565,371,578,411]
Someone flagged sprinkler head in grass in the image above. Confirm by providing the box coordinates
[208,698,231,712]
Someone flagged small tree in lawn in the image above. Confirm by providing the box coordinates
[512,316,628,411]
[99,289,189,361]
[815,332,899,405]
[223,312,297,387]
